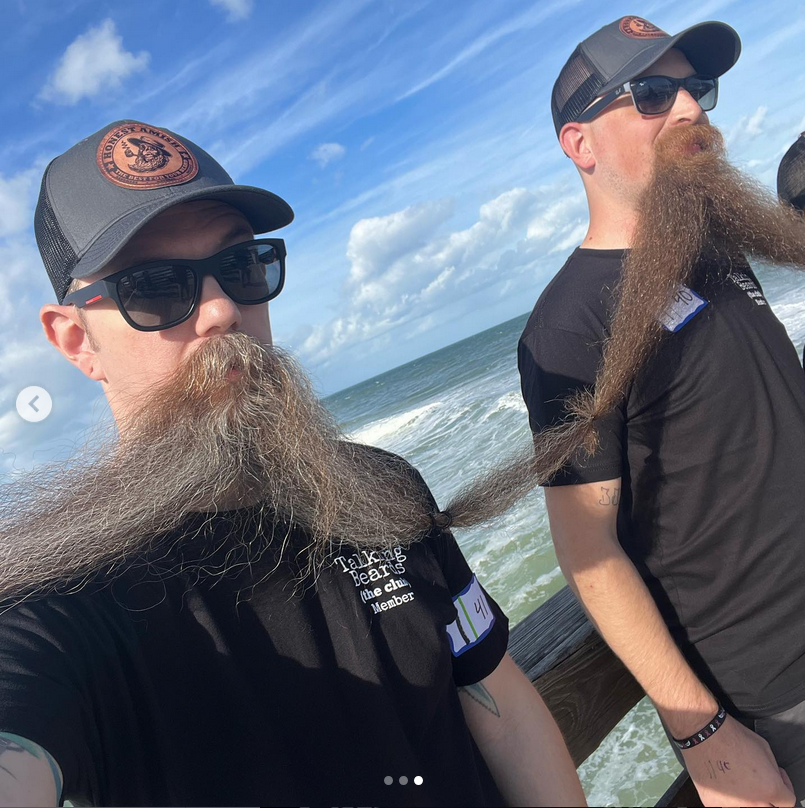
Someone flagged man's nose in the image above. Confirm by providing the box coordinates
[194,274,242,334]
[670,87,708,125]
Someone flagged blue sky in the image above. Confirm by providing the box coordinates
[1,0,805,470]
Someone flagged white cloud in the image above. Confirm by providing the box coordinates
[163,0,374,143]
[39,19,149,105]
[490,188,587,282]
[301,187,537,365]
[347,199,453,281]
[0,234,105,469]
[553,221,588,254]
[209,0,254,21]
[0,153,109,468]
[525,192,586,246]
[360,136,375,151]
[0,239,43,296]
[0,168,41,238]
[346,198,454,304]
[311,142,346,168]
[397,0,572,101]
[727,105,769,145]
[745,106,767,137]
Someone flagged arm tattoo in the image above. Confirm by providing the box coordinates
[0,732,63,801]
[707,759,731,780]
[458,681,501,717]
[598,486,620,506]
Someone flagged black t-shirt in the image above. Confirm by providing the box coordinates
[0,468,509,806]
[518,247,805,718]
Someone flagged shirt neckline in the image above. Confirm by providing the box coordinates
[573,246,628,258]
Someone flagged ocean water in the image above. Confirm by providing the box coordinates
[324,264,805,808]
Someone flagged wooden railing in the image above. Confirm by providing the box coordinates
[507,585,702,807]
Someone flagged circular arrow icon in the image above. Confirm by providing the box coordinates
[16,386,53,423]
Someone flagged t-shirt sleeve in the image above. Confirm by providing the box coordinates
[428,528,510,687]
[363,448,511,685]
[0,601,94,802]
[518,325,624,485]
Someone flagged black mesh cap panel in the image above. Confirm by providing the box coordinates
[777,135,805,212]
[34,164,79,304]
[551,47,604,137]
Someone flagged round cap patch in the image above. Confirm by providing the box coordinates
[619,17,668,39]
[96,122,198,190]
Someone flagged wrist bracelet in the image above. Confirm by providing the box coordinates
[672,704,728,750]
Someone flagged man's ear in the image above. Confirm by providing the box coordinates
[40,305,106,382]
[559,122,595,172]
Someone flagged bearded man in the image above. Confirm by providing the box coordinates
[514,15,805,808]
[0,121,585,807]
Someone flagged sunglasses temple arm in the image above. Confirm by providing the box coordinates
[576,85,627,123]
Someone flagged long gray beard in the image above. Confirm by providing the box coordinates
[0,334,433,606]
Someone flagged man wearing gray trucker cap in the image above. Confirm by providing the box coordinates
[0,120,584,807]
[518,14,805,807]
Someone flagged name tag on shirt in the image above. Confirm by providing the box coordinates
[659,286,708,332]
[446,575,495,657]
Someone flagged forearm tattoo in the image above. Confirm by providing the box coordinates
[458,681,501,717]
[598,486,621,506]
[0,736,25,779]
[0,732,63,800]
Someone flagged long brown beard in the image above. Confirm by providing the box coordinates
[0,335,434,605]
[440,123,805,528]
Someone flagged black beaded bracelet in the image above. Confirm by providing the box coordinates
[672,704,728,750]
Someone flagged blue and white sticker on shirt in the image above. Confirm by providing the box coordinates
[446,575,496,657]
[659,286,708,332]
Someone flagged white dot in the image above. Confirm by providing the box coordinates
[414,775,424,785]
[383,776,393,785]
[399,775,408,785]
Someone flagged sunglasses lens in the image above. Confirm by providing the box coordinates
[114,242,283,331]
[686,76,717,110]
[118,265,196,329]
[631,77,677,115]
[218,243,283,303]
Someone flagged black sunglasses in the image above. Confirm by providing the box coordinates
[577,74,718,123]
[63,238,286,332]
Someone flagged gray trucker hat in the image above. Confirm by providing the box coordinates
[551,15,741,136]
[34,120,295,304]
[778,133,805,212]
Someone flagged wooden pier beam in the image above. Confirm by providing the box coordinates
[507,584,644,767]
